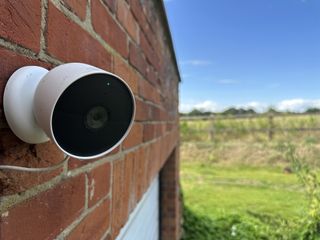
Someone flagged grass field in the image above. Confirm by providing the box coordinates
[180,114,320,240]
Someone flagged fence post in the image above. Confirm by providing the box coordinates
[268,114,274,140]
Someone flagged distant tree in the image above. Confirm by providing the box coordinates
[245,109,256,115]
[305,108,320,114]
[222,107,256,116]
[188,109,213,116]
[188,109,203,116]
[266,108,280,115]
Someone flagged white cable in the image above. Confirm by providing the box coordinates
[0,155,70,172]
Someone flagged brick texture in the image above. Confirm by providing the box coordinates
[111,158,124,238]
[117,0,139,43]
[87,162,111,207]
[0,1,41,52]
[129,42,147,76]
[47,2,112,71]
[64,0,87,20]
[67,199,111,240]
[102,0,116,13]
[114,55,139,94]
[122,123,143,150]
[0,0,180,240]
[91,0,128,58]
[0,174,86,240]
[160,148,181,240]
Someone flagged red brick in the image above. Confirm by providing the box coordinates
[122,123,143,150]
[91,0,128,58]
[117,0,139,43]
[47,3,112,71]
[64,0,87,20]
[129,42,147,76]
[146,65,158,86]
[156,123,166,137]
[114,55,139,94]
[146,145,154,184]
[135,98,150,121]
[129,0,147,33]
[87,162,111,207]
[166,123,173,132]
[102,0,116,13]
[0,1,41,52]
[126,151,137,212]
[67,199,111,240]
[140,21,156,51]
[143,124,155,142]
[151,105,161,121]
[68,146,120,170]
[0,129,64,196]
[140,30,157,68]
[102,234,111,240]
[35,142,65,165]
[160,148,181,240]
[0,174,85,240]
[135,147,147,201]
[139,78,160,104]
[111,159,124,238]
[123,152,136,216]
[160,108,168,121]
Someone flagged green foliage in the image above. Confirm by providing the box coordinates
[221,107,256,116]
[182,206,270,240]
[182,204,304,240]
[180,115,320,239]
[180,141,320,239]
[283,143,320,239]
[305,108,320,114]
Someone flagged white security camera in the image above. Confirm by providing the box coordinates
[3,63,135,160]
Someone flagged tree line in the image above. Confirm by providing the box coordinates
[180,107,320,117]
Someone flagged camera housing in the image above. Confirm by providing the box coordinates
[3,63,135,160]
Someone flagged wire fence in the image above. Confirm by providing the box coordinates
[180,113,320,141]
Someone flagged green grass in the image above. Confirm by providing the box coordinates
[180,126,320,239]
[182,163,305,220]
[180,115,320,239]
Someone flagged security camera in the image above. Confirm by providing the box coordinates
[3,63,135,160]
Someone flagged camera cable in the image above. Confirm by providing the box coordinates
[0,155,70,172]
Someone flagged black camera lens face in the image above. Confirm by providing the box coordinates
[85,106,108,130]
[52,73,134,157]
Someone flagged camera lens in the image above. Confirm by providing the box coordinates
[85,106,108,130]
[52,73,134,157]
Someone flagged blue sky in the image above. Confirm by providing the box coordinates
[164,0,320,113]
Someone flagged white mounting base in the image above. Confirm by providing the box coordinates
[3,66,50,144]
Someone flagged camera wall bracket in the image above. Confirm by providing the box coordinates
[3,66,50,144]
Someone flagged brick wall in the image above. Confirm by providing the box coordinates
[0,1,180,240]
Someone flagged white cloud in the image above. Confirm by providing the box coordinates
[180,100,219,113]
[275,99,320,112]
[180,60,212,66]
